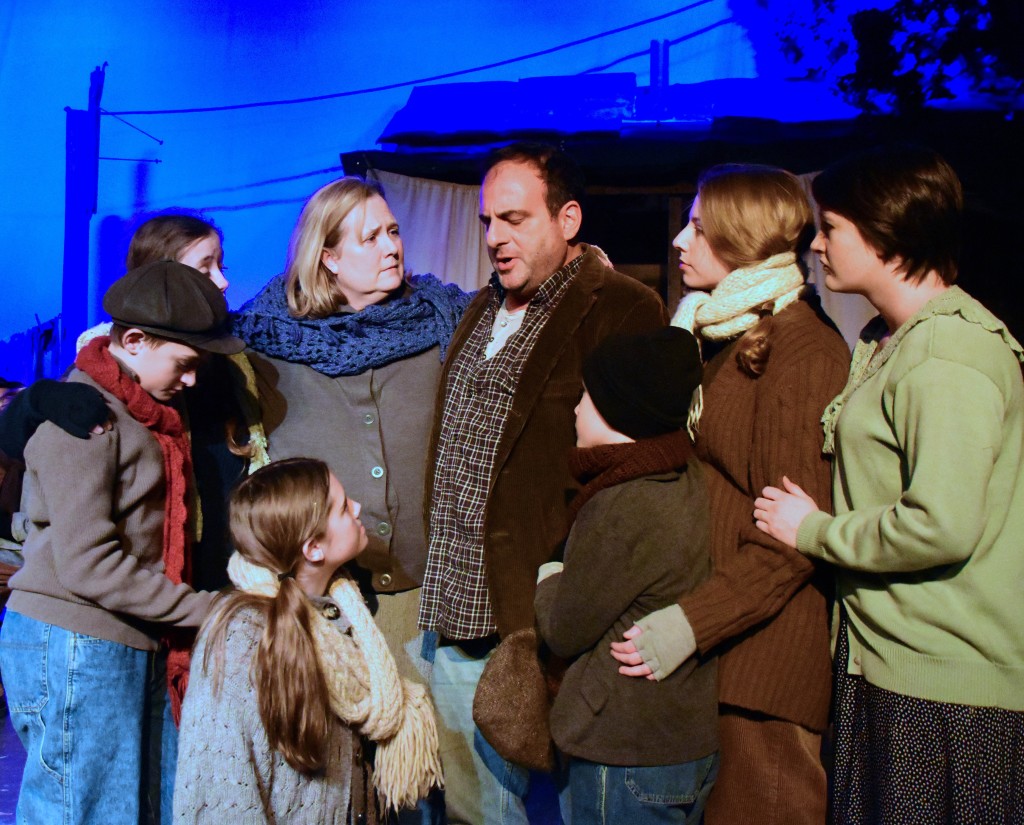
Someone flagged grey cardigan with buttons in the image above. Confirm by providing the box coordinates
[250,344,442,594]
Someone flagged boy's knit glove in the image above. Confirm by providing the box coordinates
[634,604,698,681]
[0,380,109,460]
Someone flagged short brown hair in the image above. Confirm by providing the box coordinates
[811,144,962,284]
[126,213,221,270]
[108,323,168,349]
[483,142,586,219]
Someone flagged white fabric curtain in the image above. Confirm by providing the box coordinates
[368,169,491,294]
[798,172,876,350]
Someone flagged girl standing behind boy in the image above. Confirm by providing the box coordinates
[534,327,717,824]
[174,458,443,824]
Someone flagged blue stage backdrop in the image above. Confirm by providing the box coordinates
[1,0,1018,380]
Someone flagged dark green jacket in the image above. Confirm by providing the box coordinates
[536,463,717,766]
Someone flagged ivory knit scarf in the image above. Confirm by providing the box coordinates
[671,252,804,434]
[671,252,804,341]
[227,553,443,812]
[75,337,194,722]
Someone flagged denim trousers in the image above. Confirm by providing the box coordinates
[430,640,569,825]
[0,610,150,825]
[568,753,719,825]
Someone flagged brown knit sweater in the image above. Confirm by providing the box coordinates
[679,298,849,731]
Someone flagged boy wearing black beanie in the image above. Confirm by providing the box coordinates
[535,326,719,824]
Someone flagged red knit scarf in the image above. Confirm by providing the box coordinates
[76,337,194,723]
[567,429,694,529]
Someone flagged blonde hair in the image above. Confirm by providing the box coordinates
[284,177,385,319]
[201,458,334,773]
[698,164,814,271]
[696,164,813,376]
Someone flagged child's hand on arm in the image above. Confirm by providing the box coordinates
[610,605,697,681]
[610,625,655,680]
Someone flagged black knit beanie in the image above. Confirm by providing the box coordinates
[582,326,702,440]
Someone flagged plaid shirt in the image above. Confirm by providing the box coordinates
[418,256,583,639]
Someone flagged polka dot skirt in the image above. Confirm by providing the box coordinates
[829,621,1024,824]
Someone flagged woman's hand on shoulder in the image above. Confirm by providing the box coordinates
[754,476,819,549]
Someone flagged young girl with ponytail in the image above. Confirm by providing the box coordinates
[173,458,442,823]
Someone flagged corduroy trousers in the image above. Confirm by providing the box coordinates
[705,704,826,825]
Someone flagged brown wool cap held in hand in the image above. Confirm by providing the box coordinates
[103,259,245,355]
[582,326,703,440]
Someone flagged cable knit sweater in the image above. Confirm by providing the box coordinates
[174,602,361,824]
[679,298,849,730]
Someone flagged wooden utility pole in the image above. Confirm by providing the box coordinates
[61,63,105,370]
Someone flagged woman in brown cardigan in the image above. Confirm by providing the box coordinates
[611,164,850,824]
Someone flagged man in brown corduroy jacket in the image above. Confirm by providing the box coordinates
[417,142,666,825]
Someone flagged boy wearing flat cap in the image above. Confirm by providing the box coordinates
[0,260,244,825]
[534,326,719,825]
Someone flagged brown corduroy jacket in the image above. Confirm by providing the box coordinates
[678,297,850,731]
[426,247,667,638]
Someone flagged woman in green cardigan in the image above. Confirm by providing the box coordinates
[755,145,1024,824]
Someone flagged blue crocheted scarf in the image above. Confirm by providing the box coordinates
[232,274,472,377]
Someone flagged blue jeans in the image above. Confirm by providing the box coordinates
[569,754,719,825]
[430,640,568,825]
[0,610,150,825]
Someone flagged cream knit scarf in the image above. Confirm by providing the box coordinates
[227,553,443,812]
[671,252,804,434]
[671,252,804,340]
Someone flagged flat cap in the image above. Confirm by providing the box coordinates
[103,259,244,354]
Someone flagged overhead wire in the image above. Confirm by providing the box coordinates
[106,1,717,116]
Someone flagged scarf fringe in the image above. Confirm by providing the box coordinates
[374,680,445,811]
[227,553,443,810]
[227,352,271,474]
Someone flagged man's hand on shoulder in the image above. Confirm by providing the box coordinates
[0,380,111,460]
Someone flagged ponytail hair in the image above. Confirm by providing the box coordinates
[735,304,775,378]
[200,458,334,773]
